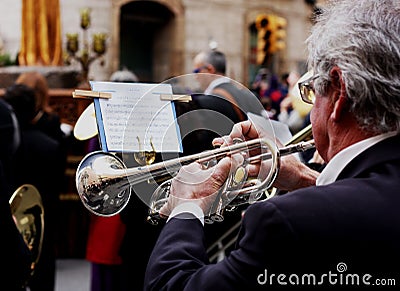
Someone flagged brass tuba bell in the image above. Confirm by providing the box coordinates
[9,184,44,278]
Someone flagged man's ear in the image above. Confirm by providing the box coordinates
[206,64,216,74]
[330,67,348,122]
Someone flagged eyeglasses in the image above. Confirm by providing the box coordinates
[298,75,319,105]
[192,65,207,74]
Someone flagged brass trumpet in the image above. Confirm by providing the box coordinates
[75,134,315,224]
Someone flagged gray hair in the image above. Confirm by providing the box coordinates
[307,0,400,134]
[110,69,139,83]
[206,50,226,74]
[195,50,227,74]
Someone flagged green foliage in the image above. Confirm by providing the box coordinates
[0,53,15,66]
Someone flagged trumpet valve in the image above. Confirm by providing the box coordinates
[210,212,224,223]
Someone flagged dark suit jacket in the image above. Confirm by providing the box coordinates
[176,81,264,156]
[144,134,400,290]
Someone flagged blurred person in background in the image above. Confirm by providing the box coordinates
[278,71,313,134]
[15,70,68,197]
[251,68,285,120]
[4,84,64,291]
[109,68,139,83]
[15,71,66,143]
[250,67,269,99]
[263,74,285,120]
[0,98,32,291]
[188,49,264,152]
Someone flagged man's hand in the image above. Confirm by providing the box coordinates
[159,154,244,218]
[213,120,319,191]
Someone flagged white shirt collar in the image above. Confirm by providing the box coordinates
[316,131,398,186]
[204,76,230,95]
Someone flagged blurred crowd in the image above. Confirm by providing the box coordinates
[251,67,313,135]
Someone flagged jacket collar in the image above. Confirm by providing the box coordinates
[336,133,400,181]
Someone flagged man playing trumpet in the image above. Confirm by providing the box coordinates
[144,0,400,289]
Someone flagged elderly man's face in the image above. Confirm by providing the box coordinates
[192,61,214,91]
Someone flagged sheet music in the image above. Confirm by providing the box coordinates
[91,81,182,153]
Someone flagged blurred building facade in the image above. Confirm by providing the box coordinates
[0,0,322,87]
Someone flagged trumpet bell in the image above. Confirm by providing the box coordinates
[9,184,44,274]
[76,151,132,216]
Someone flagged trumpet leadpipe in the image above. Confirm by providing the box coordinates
[247,139,315,164]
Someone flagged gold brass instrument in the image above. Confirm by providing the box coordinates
[266,123,313,198]
[75,132,314,224]
[9,184,44,278]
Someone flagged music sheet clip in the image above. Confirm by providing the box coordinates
[159,94,192,102]
[72,89,112,99]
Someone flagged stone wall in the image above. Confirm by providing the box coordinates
[0,0,315,85]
